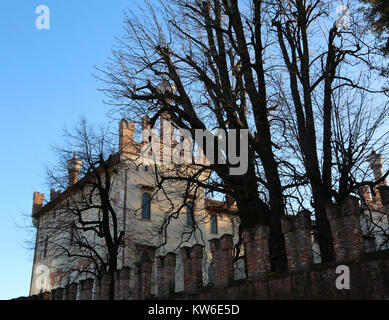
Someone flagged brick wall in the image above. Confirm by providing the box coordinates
[281,210,314,271]
[180,244,204,293]
[23,250,389,300]
[209,234,234,287]
[20,196,389,300]
[173,250,389,300]
[242,225,271,279]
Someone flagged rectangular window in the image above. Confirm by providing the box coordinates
[43,237,48,258]
[70,223,75,245]
[230,217,235,234]
[187,202,194,227]
[210,214,218,234]
[142,193,151,220]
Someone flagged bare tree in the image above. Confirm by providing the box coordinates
[96,0,388,268]
[98,0,291,273]
[272,0,389,260]
[35,118,126,300]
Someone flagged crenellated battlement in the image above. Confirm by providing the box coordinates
[24,208,389,300]
[242,225,271,279]
[326,197,364,262]
[27,131,389,301]
[209,234,234,287]
[281,210,314,271]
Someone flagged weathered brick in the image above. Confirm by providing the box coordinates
[157,253,176,298]
[181,244,204,292]
[242,225,271,279]
[209,234,234,287]
[134,247,155,300]
[281,210,314,271]
[117,267,131,300]
[67,282,78,300]
[32,192,44,213]
[326,197,363,262]
[80,278,94,300]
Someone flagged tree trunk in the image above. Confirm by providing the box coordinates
[109,269,115,300]
[311,186,335,263]
[232,166,287,273]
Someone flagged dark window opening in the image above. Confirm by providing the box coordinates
[187,201,194,227]
[43,237,48,258]
[230,217,235,234]
[70,222,75,246]
[210,214,218,234]
[142,193,151,220]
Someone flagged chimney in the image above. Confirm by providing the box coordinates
[160,113,175,163]
[160,113,174,140]
[367,151,385,183]
[359,185,371,204]
[157,78,175,154]
[141,116,151,144]
[378,186,389,207]
[226,194,235,208]
[119,118,135,153]
[67,152,82,186]
[32,192,45,214]
[50,188,60,201]
[367,151,387,203]
[157,78,175,105]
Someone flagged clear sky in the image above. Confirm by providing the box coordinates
[0,0,141,300]
[0,0,387,301]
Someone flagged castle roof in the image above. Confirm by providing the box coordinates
[32,153,121,219]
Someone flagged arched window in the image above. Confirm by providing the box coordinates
[43,236,48,258]
[210,214,218,234]
[186,201,194,227]
[69,222,75,246]
[141,193,151,220]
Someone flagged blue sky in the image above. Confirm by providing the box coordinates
[0,0,387,301]
[0,0,140,300]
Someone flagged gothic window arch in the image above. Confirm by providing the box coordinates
[186,201,194,227]
[141,193,151,220]
[210,214,218,234]
[43,236,48,258]
[69,222,75,246]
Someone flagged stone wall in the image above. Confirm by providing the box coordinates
[20,197,389,300]
[173,250,389,300]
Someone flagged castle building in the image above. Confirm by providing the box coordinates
[29,117,242,298]
[359,151,389,252]
[28,117,389,299]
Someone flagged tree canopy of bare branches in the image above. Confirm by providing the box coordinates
[94,0,389,271]
[41,118,124,300]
